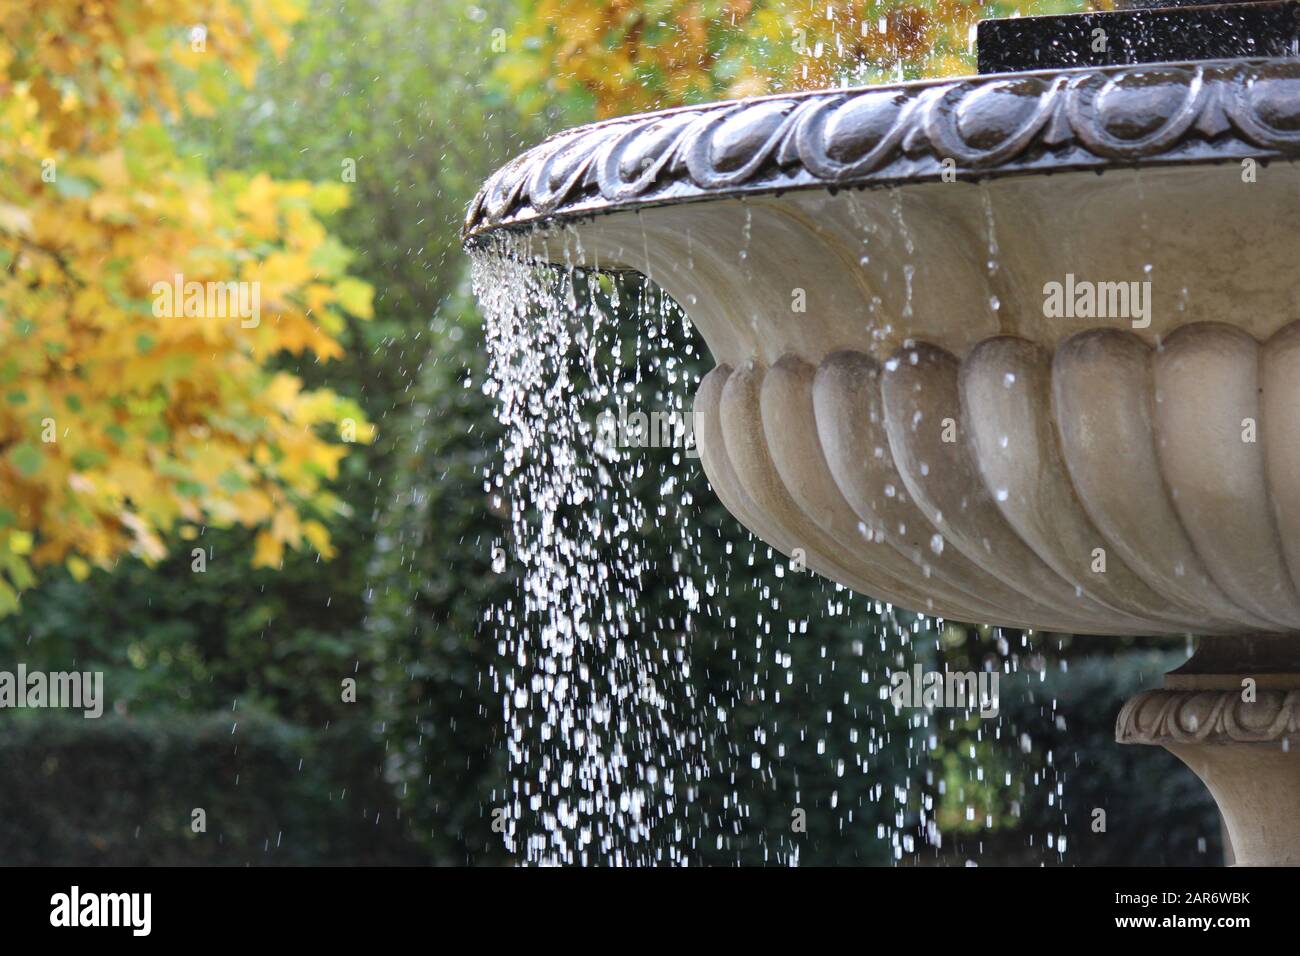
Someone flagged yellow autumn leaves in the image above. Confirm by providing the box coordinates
[0,0,375,610]
[497,0,1084,119]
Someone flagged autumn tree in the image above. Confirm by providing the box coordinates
[497,0,1089,119]
[0,0,374,610]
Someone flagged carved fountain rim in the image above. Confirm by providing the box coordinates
[464,57,1300,245]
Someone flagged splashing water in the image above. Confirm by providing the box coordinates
[470,229,1068,867]
[473,236,717,865]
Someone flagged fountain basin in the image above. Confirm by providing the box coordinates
[693,324,1300,635]
[470,48,1300,864]
[468,58,1300,637]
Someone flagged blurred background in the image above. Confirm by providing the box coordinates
[0,0,1223,865]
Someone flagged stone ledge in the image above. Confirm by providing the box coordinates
[466,58,1300,242]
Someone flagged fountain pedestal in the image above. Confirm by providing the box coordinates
[1117,636,1300,866]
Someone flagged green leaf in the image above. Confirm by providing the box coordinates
[309,235,352,274]
[9,443,43,477]
[334,277,373,319]
[53,175,94,199]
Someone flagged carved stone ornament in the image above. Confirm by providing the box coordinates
[1116,687,1300,744]
[465,58,1300,241]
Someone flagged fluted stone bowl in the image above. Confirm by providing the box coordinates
[466,58,1300,636]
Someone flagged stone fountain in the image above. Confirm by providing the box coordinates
[467,1,1300,865]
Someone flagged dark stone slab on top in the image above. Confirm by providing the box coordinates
[978,0,1300,73]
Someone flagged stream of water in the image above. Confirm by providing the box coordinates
[471,229,1065,866]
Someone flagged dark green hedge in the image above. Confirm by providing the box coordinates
[0,712,424,865]
[938,648,1224,866]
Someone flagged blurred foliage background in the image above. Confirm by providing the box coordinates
[0,0,1217,866]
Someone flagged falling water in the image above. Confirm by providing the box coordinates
[471,227,1072,867]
